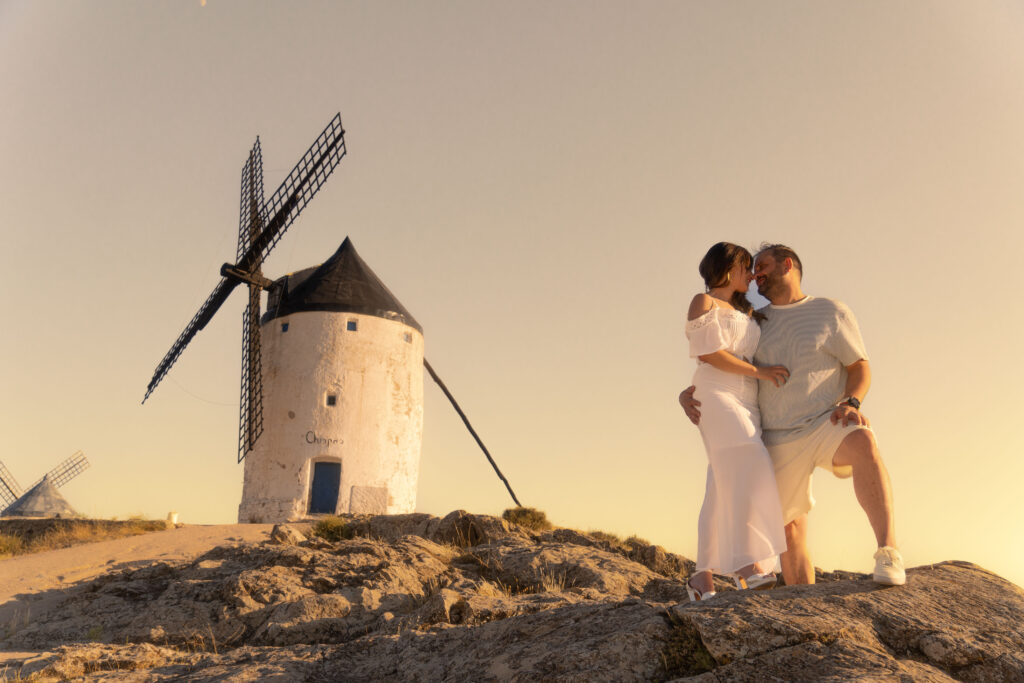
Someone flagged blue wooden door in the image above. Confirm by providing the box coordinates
[309,461,341,514]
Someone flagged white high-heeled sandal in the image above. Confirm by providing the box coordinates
[686,578,717,602]
[733,572,777,591]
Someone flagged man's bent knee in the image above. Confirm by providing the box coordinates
[833,428,879,469]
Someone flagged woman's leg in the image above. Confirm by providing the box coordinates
[688,569,714,594]
[711,441,787,577]
[735,562,771,579]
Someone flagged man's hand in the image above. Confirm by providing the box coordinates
[678,386,701,425]
[830,404,870,427]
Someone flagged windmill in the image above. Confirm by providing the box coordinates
[0,450,90,517]
[144,113,520,523]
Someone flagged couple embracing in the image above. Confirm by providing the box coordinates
[680,242,904,601]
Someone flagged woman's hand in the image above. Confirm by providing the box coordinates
[754,365,790,387]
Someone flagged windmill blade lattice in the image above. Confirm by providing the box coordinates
[237,142,267,463]
[238,289,265,461]
[0,460,22,508]
[236,139,265,262]
[30,450,90,490]
[143,277,240,403]
[141,114,348,409]
[238,114,346,270]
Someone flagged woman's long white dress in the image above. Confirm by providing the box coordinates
[686,303,786,575]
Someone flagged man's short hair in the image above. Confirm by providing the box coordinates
[757,243,803,280]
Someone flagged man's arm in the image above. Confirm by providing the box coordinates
[679,386,701,425]
[830,359,871,427]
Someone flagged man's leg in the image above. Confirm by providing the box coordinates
[781,515,814,585]
[831,429,896,548]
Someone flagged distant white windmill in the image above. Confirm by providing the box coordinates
[0,451,90,518]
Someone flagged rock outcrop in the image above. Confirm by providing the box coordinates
[2,511,1022,681]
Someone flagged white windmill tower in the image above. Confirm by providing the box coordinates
[236,237,424,522]
[144,114,520,524]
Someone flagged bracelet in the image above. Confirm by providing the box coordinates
[838,396,861,410]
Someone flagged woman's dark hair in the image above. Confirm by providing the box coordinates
[698,242,758,317]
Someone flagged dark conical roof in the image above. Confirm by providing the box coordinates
[265,237,422,332]
[3,477,78,517]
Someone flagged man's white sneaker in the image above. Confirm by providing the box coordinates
[872,546,906,586]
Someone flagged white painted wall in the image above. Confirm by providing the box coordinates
[237,311,424,522]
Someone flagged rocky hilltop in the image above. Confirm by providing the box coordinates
[2,511,1022,681]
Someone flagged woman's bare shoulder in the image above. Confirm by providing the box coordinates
[687,293,715,321]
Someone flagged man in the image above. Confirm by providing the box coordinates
[679,244,904,586]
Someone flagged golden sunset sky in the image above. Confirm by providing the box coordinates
[1,1,1022,586]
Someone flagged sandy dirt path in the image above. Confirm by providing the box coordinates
[0,523,274,661]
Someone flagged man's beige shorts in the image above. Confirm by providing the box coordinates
[766,419,872,525]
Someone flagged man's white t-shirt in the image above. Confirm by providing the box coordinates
[753,296,869,447]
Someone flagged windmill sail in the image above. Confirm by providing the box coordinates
[238,292,265,462]
[27,450,90,490]
[143,113,347,409]
[241,113,346,269]
[0,460,22,509]
[237,142,267,462]
[236,138,265,262]
[143,278,240,402]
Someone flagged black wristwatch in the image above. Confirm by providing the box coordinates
[841,397,861,410]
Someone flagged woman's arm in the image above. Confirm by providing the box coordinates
[699,350,789,387]
[688,294,789,386]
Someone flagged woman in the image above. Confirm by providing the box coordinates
[683,242,788,601]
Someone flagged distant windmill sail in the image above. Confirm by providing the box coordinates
[142,114,348,464]
[26,450,90,491]
[0,460,23,508]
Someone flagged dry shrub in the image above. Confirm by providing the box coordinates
[0,520,166,558]
[0,533,24,558]
[538,566,573,594]
[311,516,354,542]
[587,530,626,548]
[501,506,553,531]
[31,520,164,553]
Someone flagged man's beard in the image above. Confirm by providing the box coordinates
[757,272,784,299]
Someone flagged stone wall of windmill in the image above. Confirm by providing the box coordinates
[237,238,424,523]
